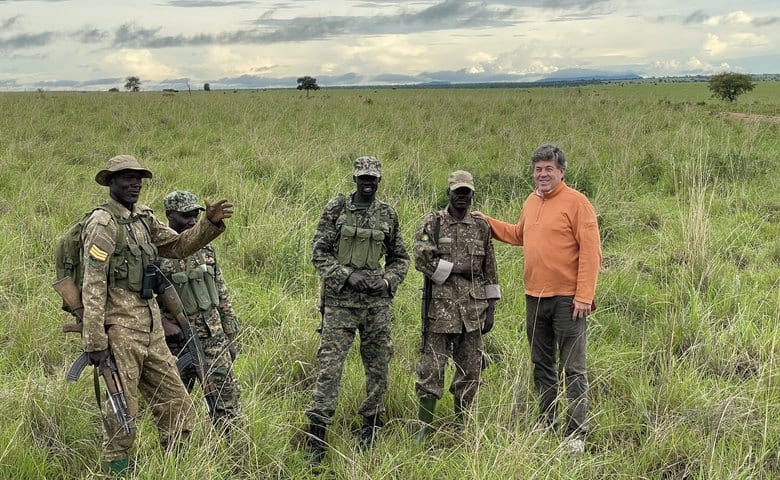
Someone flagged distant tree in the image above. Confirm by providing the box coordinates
[708,72,754,102]
[296,76,320,97]
[108,87,120,92]
[124,76,141,92]
[204,83,210,91]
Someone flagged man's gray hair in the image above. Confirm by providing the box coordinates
[531,144,566,170]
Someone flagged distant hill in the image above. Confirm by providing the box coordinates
[539,68,642,82]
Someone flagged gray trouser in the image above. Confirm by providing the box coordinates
[525,295,588,436]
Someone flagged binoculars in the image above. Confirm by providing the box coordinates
[140,261,170,299]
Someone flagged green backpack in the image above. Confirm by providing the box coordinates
[54,203,150,291]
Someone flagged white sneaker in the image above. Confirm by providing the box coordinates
[562,437,585,454]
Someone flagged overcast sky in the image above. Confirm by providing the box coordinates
[1,0,778,91]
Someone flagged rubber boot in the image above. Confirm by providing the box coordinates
[453,396,468,428]
[103,458,129,477]
[359,413,384,450]
[414,397,437,443]
[305,421,327,466]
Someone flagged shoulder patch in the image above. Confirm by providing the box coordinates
[88,244,109,262]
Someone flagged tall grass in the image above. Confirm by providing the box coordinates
[1,82,779,478]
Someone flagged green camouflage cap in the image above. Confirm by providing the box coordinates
[448,170,475,191]
[95,154,153,186]
[353,156,382,178]
[163,191,205,213]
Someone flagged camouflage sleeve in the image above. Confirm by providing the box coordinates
[208,245,239,340]
[80,210,116,352]
[150,209,225,259]
[382,207,410,296]
[480,219,501,300]
[414,211,453,285]
[311,196,353,293]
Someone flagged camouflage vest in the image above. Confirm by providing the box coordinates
[335,204,386,269]
[167,250,220,316]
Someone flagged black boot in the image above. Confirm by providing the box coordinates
[359,413,384,450]
[305,421,327,466]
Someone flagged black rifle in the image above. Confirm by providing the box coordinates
[157,284,220,422]
[420,213,441,352]
[67,349,133,435]
[55,276,133,435]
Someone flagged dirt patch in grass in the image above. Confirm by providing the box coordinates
[726,112,780,124]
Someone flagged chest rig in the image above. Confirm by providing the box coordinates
[108,208,159,294]
[335,205,386,269]
[168,250,220,316]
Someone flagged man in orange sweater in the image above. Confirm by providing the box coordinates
[478,144,601,454]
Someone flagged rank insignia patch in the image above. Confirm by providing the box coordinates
[88,244,108,262]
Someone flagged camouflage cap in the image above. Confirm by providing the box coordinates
[95,155,153,186]
[448,170,475,191]
[163,191,205,213]
[353,156,382,178]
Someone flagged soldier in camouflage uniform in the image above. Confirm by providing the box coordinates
[80,155,233,475]
[413,170,500,441]
[158,191,241,434]
[305,156,409,465]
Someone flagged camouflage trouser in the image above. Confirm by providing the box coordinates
[416,330,483,404]
[306,305,393,424]
[167,328,241,427]
[104,325,195,461]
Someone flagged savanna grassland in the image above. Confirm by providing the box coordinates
[1,82,779,479]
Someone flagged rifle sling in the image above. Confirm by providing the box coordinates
[94,366,111,432]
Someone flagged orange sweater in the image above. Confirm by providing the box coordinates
[485,182,601,304]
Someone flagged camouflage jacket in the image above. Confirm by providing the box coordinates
[80,197,224,352]
[414,208,500,334]
[312,193,409,308]
[158,244,239,342]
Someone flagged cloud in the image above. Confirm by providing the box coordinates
[1,15,21,30]
[0,31,56,49]
[703,33,726,56]
[686,56,730,73]
[101,49,181,80]
[684,10,709,25]
[704,11,752,26]
[751,16,780,27]
[101,0,518,48]
[73,27,108,43]
[680,9,779,27]
[164,0,255,6]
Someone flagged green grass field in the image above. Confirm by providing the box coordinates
[1,82,779,478]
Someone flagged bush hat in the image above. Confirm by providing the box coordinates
[353,156,382,178]
[163,191,205,213]
[448,170,475,191]
[95,155,153,186]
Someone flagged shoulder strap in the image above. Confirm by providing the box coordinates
[432,211,442,244]
[93,203,128,250]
